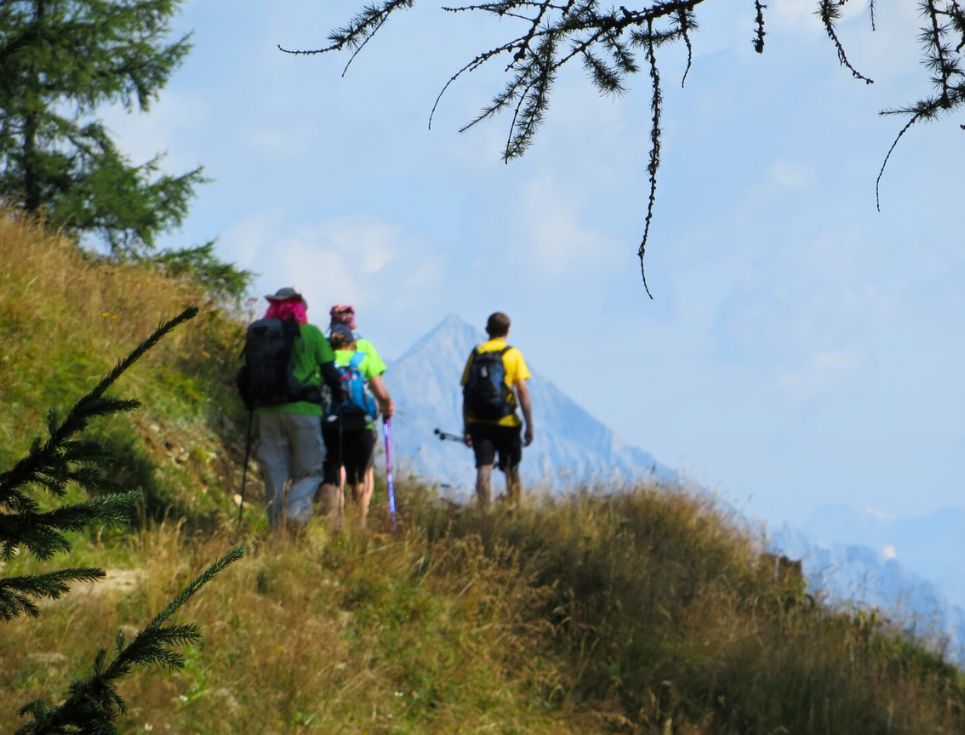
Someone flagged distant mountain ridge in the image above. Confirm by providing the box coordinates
[770,522,965,663]
[796,504,965,609]
[385,315,965,664]
[386,314,678,498]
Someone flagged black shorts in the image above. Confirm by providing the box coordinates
[322,425,376,485]
[468,423,522,472]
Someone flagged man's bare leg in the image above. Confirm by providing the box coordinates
[475,464,493,509]
[318,482,344,529]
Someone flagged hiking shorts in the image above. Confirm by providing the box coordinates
[322,424,376,485]
[468,423,522,472]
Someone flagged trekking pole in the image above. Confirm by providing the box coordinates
[433,427,468,445]
[238,410,254,526]
[383,417,397,531]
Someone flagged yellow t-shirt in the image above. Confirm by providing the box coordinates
[460,338,531,427]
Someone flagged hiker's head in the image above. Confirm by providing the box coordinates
[264,287,307,324]
[485,312,511,338]
[330,304,357,331]
[329,323,356,350]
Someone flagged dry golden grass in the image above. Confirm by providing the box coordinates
[3,213,964,734]
[4,487,964,733]
[0,519,587,734]
[0,211,246,524]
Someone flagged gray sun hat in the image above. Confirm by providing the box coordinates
[329,323,355,346]
[265,287,304,303]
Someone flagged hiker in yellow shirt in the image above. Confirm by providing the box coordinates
[460,312,533,508]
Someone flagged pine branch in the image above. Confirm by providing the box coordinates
[0,306,198,506]
[0,568,104,621]
[753,0,766,53]
[0,307,198,622]
[306,1,962,291]
[16,548,245,735]
[677,7,695,85]
[277,0,415,74]
[876,1,965,207]
[0,492,140,562]
[818,0,874,84]
[638,18,661,300]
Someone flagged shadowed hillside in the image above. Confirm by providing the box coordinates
[0,213,246,526]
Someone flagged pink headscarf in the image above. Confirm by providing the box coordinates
[329,304,357,330]
[265,299,308,324]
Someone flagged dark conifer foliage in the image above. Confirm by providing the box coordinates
[0,0,204,254]
[15,547,244,735]
[0,306,198,620]
[2,304,245,732]
[288,0,965,296]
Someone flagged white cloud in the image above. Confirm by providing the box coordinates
[778,349,864,399]
[863,506,895,520]
[241,123,318,161]
[225,214,433,319]
[402,259,444,291]
[514,174,619,277]
[769,159,812,190]
[224,210,285,269]
[98,90,207,172]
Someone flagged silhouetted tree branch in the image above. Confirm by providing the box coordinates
[283,0,965,297]
[3,304,246,732]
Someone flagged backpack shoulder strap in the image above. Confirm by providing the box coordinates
[349,351,366,370]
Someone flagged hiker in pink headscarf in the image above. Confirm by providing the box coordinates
[266,296,308,324]
[237,287,342,532]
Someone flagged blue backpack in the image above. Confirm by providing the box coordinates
[324,352,379,430]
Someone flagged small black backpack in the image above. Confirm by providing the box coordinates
[237,318,318,409]
[463,346,514,420]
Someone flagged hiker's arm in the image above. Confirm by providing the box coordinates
[320,360,345,401]
[368,375,394,419]
[516,380,533,446]
[462,399,472,447]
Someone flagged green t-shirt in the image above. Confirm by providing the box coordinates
[332,342,385,428]
[258,323,335,416]
[354,338,386,376]
[334,346,381,379]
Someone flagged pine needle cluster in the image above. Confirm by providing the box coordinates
[292,1,965,296]
[1,304,244,733]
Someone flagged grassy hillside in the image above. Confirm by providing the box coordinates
[2,214,964,733]
[0,212,247,526]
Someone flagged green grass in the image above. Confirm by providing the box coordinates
[0,212,246,527]
[3,213,965,734]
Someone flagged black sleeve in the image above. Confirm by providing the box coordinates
[321,360,345,401]
[236,364,254,410]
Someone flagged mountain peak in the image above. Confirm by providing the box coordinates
[387,317,680,496]
[397,313,481,363]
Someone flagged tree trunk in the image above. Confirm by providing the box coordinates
[22,0,45,213]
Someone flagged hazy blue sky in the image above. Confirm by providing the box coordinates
[107,1,964,528]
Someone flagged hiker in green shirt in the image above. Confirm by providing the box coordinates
[317,322,394,528]
[328,304,391,522]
